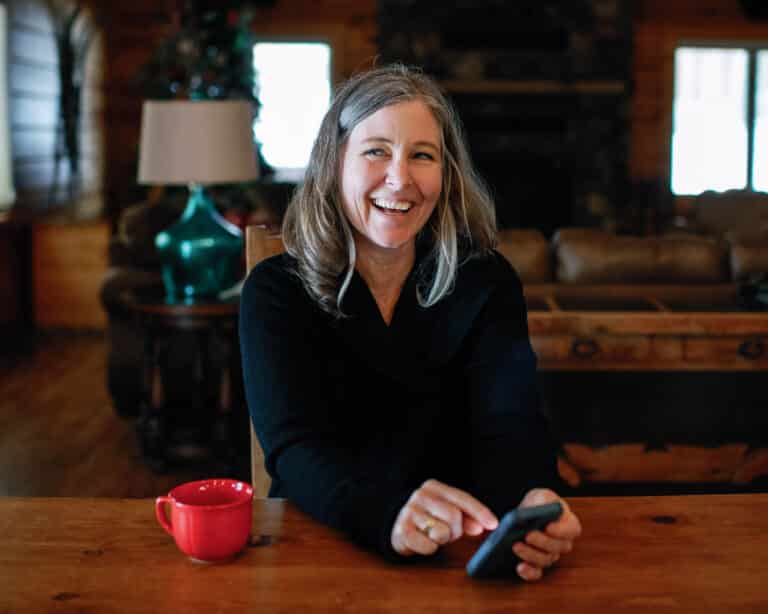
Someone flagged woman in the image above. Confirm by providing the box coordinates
[240,64,581,581]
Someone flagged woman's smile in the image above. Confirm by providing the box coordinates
[370,198,414,213]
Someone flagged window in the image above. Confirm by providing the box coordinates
[671,45,768,195]
[0,4,14,209]
[753,51,768,191]
[252,42,332,181]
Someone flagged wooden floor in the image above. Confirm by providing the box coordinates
[0,333,216,498]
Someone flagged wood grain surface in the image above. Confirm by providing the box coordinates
[1,495,767,613]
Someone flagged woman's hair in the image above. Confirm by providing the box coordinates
[282,63,497,317]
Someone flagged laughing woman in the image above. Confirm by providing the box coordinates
[239,64,581,581]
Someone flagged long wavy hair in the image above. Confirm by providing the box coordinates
[282,64,497,317]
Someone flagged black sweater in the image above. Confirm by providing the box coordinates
[239,250,559,559]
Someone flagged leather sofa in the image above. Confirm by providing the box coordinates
[499,226,766,293]
[101,191,768,419]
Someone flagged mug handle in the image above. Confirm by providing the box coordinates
[155,496,174,536]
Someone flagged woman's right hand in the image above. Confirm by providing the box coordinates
[390,479,499,556]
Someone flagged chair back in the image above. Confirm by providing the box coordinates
[244,225,284,497]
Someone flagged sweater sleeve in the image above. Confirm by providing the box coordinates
[238,258,411,559]
[463,255,561,516]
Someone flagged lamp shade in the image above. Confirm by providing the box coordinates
[138,100,259,185]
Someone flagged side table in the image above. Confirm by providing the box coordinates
[118,289,246,475]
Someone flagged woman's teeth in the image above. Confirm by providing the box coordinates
[372,198,413,212]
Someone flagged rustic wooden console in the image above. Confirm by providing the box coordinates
[525,286,768,490]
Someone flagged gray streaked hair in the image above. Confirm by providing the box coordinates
[282,63,497,317]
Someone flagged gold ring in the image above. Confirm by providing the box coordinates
[422,516,437,535]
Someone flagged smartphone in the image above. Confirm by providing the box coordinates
[466,501,563,579]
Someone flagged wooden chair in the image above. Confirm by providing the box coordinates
[244,225,285,497]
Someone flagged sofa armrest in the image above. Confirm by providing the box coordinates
[727,231,768,281]
[496,228,552,283]
[100,267,163,317]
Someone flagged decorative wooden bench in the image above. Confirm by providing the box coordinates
[525,287,768,490]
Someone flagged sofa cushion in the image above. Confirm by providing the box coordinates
[693,190,768,238]
[553,228,728,283]
[726,231,768,281]
[496,229,552,283]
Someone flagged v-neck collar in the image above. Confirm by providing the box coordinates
[332,252,497,384]
[347,265,419,333]
[335,266,428,384]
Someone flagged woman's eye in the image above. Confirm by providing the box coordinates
[414,151,436,160]
[364,148,386,157]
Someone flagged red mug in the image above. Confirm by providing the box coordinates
[155,478,254,562]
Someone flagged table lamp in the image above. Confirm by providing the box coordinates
[138,100,259,301]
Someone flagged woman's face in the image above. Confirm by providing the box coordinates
[339,100,443,257]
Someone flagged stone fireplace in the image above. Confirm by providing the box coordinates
[378,0,634,235]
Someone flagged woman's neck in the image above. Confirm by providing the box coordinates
[354,240,415,326]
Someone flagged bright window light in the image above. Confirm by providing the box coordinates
[753,51,768,191]
[671,47,749,195]
[253,42,331,178]
[0,4,14,209]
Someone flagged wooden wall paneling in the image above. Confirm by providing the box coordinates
[251,22,347,86]
[639,0,746,21]
[253,0,376,22]
[32,220,109,329]
[99,4,176,217]
[15,190,103,215]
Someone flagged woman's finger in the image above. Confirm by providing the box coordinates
[525,529,573,555]
[463,516,484,536]
[517,562,543,582]
[403,522,440,555]
[409,491,463,540]
[546,509,582,541]
[421,479,498,531]
[392,514,439,556]
[519,488,582,541]
[512,541,559,569]
[410,506,452,545]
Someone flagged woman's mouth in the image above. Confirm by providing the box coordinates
[371,198,414,214]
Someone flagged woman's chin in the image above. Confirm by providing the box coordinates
[361,232,417,253]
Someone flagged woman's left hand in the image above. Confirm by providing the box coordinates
[512,488,582,582]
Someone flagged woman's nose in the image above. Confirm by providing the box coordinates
[385,156,412,189]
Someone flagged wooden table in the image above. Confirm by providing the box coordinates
[2,494,767,612]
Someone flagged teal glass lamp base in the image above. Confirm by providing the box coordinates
[155,184,244,301]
